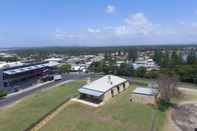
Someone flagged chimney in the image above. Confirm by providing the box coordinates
[87,77,91,84]
[108,75,113,85]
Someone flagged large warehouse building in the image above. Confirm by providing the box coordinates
[78,75,130,103]
[0,61,55,93]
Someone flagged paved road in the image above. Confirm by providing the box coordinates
[0,73,90,108]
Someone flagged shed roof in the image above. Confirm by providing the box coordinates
[3,63,48,75]
[132,87,158,96]
[79,88,104,97]
[79,75,127,93]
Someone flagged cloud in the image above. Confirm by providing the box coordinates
[87,28,101,33]
[54,28,84,41]
[53,13,197,46]
[86,13,156,37]
[105,5,116,14]
[115,13,155,36]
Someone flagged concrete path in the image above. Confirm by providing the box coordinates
[71,98,104,107]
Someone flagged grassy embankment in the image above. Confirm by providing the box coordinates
[0,81,85,131]
[40,84,166,131]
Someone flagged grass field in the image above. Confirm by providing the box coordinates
[132,78,150,86]
[0,80,85,131]
[39,85,166,131]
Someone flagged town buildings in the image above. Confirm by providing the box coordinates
[0,61,58,93]
[132,57,159,71]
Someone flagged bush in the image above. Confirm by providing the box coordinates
[58,64,71,74]
[158,99,174,112]
[0,90,7,98]
[131,80,149,86]
[135,67,147,77]
[144,70,159,79]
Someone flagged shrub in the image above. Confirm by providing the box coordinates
[0,90,7,98]
[158,99,174,112]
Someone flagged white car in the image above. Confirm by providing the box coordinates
[54,75,62,81]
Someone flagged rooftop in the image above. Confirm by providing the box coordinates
[80,75,127,93]
[132,87,158,96]
[44,57,63,62]
[3,63,48,75]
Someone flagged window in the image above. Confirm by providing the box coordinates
[111,90,114,97]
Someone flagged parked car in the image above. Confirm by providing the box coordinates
[41,75,54,82]
[53,75,62,81]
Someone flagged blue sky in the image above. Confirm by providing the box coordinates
[0,0,197,47]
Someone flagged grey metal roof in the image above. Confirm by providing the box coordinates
[81,75,127,93]
[3,64,48,75]
[132,87,158,96]
[79,88,104,97]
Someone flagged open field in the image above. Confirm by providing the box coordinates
[132,78,150,86]
[39,85,166,131]
[0,80,85,131]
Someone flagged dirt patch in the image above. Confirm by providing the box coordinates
[162,110,177,131]
[172,104,197,131]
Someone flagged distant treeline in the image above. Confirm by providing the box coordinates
[9,44,197,58]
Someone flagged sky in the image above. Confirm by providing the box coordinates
[0,0,197,47]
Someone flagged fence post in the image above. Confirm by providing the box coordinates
[149,110,157,131]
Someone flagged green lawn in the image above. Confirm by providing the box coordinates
[0,80,85,131]
[132,78,150,86]
[40,85,166,131]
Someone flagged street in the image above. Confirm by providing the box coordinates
[0,73,90,108]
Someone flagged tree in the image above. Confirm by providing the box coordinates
[160,52,170,68]
[135,67,146,77]
[175,65,197,83]
[103,64,111,74]
[153,49,162,65]
[169,51,182,67]
[187,50,197,64]
[59,64,71,74]
[157,74,180,102]
[117,63,134,76]
[128,48,138,62]
[0,90,7,98]
[144,70,159,79]
[89,61,103,73]
[0,56,19,62]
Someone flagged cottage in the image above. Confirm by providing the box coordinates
[130,87,158,105]
[78,75,130,104]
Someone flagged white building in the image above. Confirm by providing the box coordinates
[0,61,24,69]
[133,57,159,71]
[78,75,130,104]
[44,57,63,63]
[71,64,86,72]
